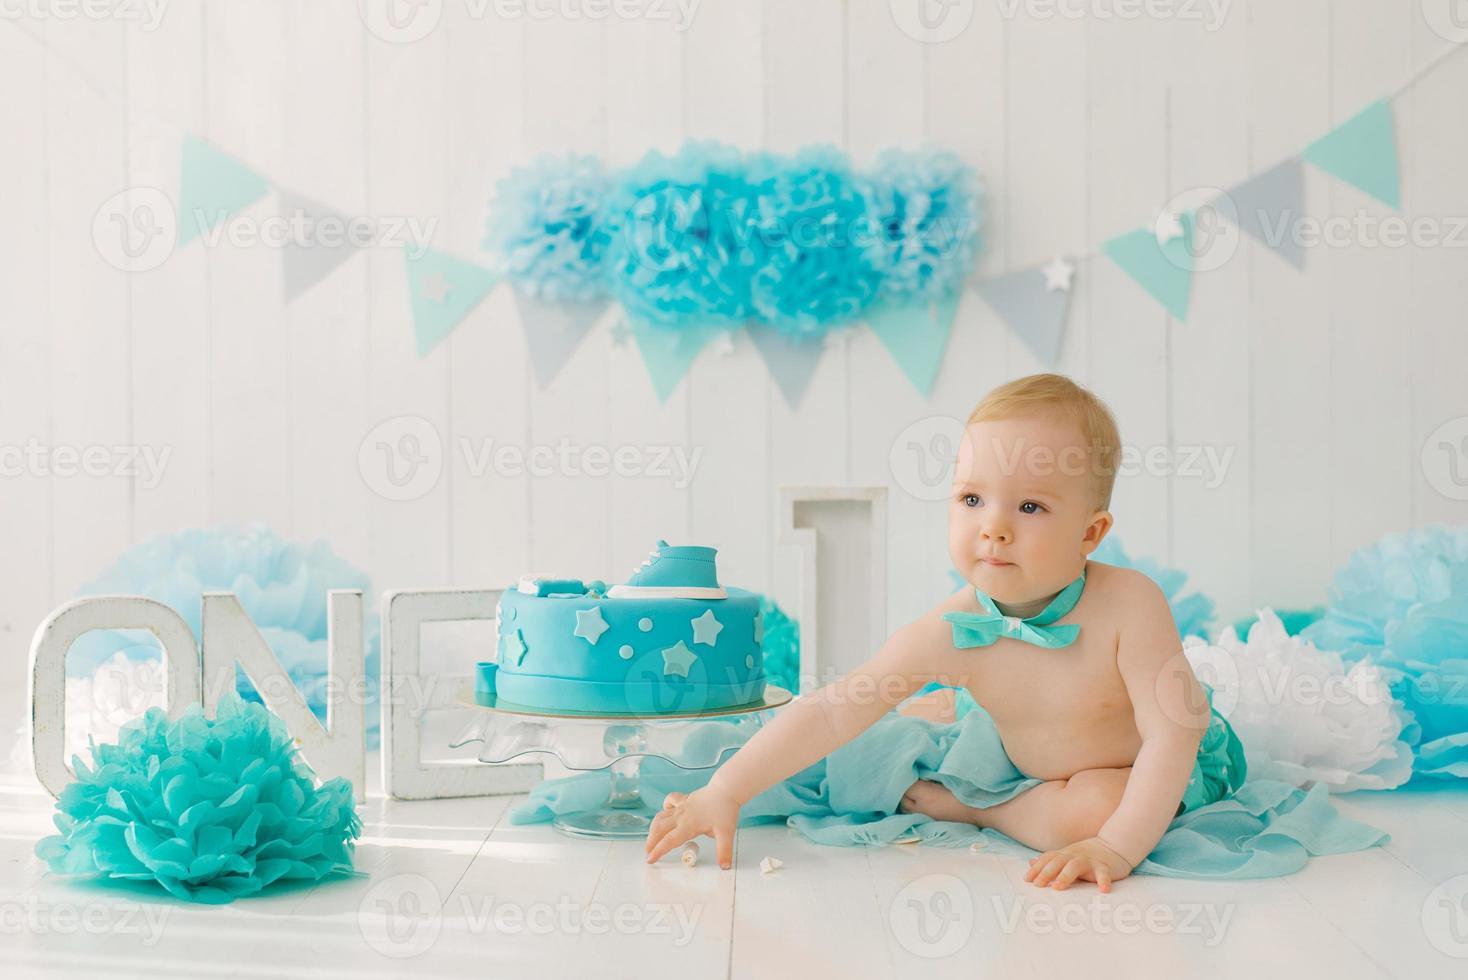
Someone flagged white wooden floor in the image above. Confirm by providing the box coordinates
[4,765,1468,980]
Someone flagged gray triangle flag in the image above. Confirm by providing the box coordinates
[976,268,1071,366]
[747,323,826,409]
[512,290,611,387]
[279,191,359,302]
[1217,158,1306,270]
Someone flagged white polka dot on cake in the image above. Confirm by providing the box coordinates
[638,617,653,632]
[745,654,754,668]
[619,645,634,660]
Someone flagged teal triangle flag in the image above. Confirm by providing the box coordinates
[865,289,961,396]
[178,136,271,245]
[405,249,501,355]
[628,317,721,402]
[1302,99,1400,208]
[1102,215,1195,320]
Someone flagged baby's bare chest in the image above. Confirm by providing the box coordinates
[935,627,1131,725]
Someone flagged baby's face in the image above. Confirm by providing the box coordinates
[948,417,1111,602]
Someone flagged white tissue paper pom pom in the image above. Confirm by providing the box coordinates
[1184,609,1414,792]
[65,652,166,763]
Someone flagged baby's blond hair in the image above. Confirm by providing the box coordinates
[967,373,1122,512]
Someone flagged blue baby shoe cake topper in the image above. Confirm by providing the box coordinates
[944,568,1086,649]
[607,540,727,599]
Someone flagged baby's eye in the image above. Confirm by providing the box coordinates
[1020,501,1045,514]
[961,494,981,508]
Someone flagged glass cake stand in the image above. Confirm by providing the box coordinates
[450,685,793,840]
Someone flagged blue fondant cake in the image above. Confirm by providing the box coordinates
[477,542,766,714]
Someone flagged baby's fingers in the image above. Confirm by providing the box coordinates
[645,810,674,853]
[713,825,734,870]
[1023,852,1057,882]
[1050,858,1086,890]
[1095,866,1113,893]
[646,824,691,865]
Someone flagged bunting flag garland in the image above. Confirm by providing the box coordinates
[1101,214,1197,321]
[865,289,963,397]
[177,136,270,245]
[512,290,612,388]
[1218,159,1308,270]
[627,318,723,403]
[278,191,359,302]
[166,85,1405,395]
[404,249,500,355]
[1301,99,1401,209]
[14,5,1430,406]
[975,265,1073,367]
[747,324,828,410]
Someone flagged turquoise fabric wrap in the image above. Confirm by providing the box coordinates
[511,701,1388,879]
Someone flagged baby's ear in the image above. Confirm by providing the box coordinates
[1081,510,1114,552]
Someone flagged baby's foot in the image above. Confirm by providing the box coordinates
[898,779,982,825]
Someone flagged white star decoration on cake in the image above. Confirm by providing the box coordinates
[1002,616,1021,633]
[661,640,697,678]
[1041,256,1074,292]
[690,609,724,646]
[573,607,610,644]
[503,630,527,666]
[1153,211,1185,246]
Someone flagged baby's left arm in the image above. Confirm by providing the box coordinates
[1092,578,1210,868]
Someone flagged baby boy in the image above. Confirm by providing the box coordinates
[645,373,1228,892]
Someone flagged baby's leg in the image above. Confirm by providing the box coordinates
[899,767,1131,852]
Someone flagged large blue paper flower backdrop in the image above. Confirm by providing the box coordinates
[483,141,984,338]
[68,524,381,742]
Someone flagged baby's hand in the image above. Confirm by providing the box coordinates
[1023,837,1134,893]
[644,787,740,868]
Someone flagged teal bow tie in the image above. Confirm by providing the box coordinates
[943,570,1086,650]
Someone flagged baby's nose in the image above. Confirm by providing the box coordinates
[981,523,1011,543]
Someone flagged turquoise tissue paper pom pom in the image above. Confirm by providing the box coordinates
[1301,525,1468,779]
[757,593,800,695]
[861,147,983,302]
[35,695,361,904]
[601,140,756,328]
[744,145,882,337]
[69,523,380,739]
[1230,607,1324,640]
[1300,524,1468,659]
[495,140,987,336]
[483,152,614,303]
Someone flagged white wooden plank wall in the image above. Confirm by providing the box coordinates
[2,1,1466,743]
